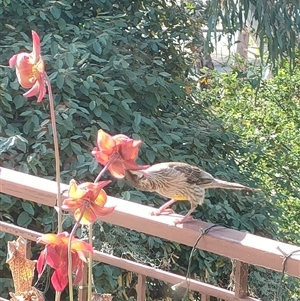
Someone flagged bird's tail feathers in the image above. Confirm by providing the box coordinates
[206,179,259,191]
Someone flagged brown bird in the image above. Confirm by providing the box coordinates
[125,162,258,224]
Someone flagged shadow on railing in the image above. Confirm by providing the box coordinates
[0,167,300,301]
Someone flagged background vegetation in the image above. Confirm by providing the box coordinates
[0,0,299,300]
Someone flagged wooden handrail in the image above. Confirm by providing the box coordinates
[1,167,300,278]
[0,221,260,301]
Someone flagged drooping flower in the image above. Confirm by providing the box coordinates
[92,129,149,179]
[62,179,115,225]
[9,30,46,102]
[36,232,93,292]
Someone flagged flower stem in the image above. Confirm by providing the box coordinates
[85,155,119,299]
[45,74,62,301]
[87,224,93,301]
[94,153,119,183]
[45,73,62,233]
[54,291,61,301]
[67,202,88,301]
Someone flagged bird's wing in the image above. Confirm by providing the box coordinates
[166,162,215,186]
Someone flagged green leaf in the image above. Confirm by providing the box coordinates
[37,130,47,139]
[93,41,102,55]
[146,76,156,85]
[121,99,136,110]
[50,6,61,19]
[55,59,64,69]
[51,40,58,55]
[56,73,65,89]
[146,149,156,163]
[89,100,96,110]
[14,95,25,109]
[58,17,66,30]
[159,72,171,77]
[17,211,32,227]
[71,142,82,154]
[65,53,74,67]
[103,82,115,95]
[22,202,35,215]
[39,11,47,20]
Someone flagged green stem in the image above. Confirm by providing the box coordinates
[67,202,88,301]
[45,73,62,233]
[86,155,119,299]
[54,291,61,301]
[45,73,62,301]
[87,224,93,301]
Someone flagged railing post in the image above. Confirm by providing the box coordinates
[78,262,88,301]
[136,274,146,301]
[234,260,248,298]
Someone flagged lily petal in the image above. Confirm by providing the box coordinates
[51,269,68,292]
[31,31,41,63]
[23,80,40,98]
[92,204,116,216]
[74,207,97,225]
[37,233,63,245]
[68,179,87,199]
[72,239,94,254]
[108,161,126,178]
[73,264,83,285]
[44,245,63,270]
[37,78,46,102]
[36,249,46,275]
[62,198,84,210]
[9,55,17,68]
[97,130,116,152]
[93,190,108,207]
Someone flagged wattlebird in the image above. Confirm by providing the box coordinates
[125,162,258,224]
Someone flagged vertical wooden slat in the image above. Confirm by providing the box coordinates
[25,239,31,259]
[78,262,88,301]
[136,274,146,301]
[234,261,248,298]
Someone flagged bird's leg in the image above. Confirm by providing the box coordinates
[151,199,176,216]
[174,205,196,225]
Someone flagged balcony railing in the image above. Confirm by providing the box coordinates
[0,167,300,301]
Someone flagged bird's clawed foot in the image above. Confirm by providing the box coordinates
[173,215,195,225]
[150,208,174,216]
[151,199,176,217]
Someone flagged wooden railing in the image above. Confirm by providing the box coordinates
[0,167,300,301]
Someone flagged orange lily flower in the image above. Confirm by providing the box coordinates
[36,232,93,292]
[62,179,115,225]
[92,129,149,179]
[9,30,46,102]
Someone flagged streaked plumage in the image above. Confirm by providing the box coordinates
[125,162,258,224]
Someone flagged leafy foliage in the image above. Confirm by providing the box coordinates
[198,60,300,299]
[0,0,298,300]
[202,0,300,68]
